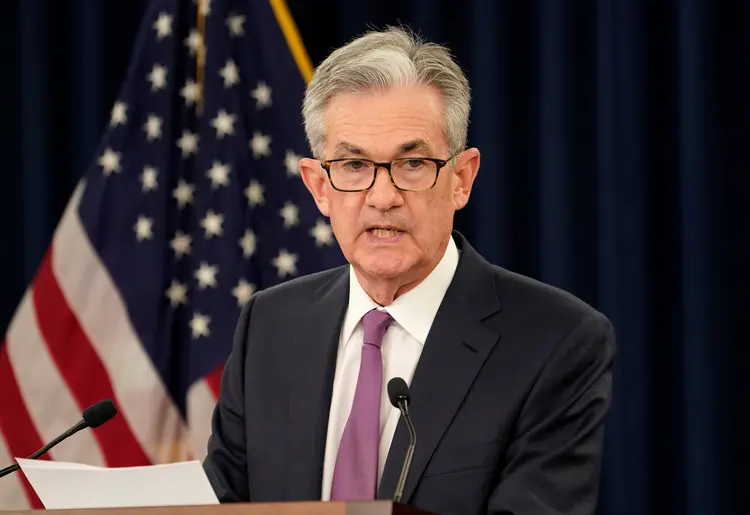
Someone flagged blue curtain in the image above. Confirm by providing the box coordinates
[2,1,747,514]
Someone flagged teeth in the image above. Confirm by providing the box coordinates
[370,228,401,237]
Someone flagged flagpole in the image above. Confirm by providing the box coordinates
[196,0,206,116]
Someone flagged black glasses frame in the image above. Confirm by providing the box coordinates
[319,155,456,192]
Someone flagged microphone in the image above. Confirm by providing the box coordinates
[0,399,117,479]
[387,377,416,504]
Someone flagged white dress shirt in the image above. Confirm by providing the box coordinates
[320,235,460,500]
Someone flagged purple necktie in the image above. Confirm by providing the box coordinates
[330,308,393,500]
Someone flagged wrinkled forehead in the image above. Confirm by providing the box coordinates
[321,86,449,158]
[331,139,437,158]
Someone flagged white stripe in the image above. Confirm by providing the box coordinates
[51,182,190,464]
[0,431,31,510]
[187,379,217,462]
[4,291,106,467]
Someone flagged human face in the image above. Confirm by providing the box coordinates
[300,85,480,298]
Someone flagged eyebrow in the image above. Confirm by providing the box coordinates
[332,139,433,158]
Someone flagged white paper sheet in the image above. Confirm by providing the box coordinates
[16,458,219,510]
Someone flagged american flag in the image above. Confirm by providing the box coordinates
[0,0,345,508]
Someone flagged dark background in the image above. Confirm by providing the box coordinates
[1,1,748,514]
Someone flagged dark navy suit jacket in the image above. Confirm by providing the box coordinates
[202,231,616,515]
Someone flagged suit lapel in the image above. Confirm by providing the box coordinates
[377,234,502,502]
[284,268,349,500]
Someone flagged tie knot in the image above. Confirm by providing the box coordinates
[362,309,393,348]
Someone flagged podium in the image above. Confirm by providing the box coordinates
[2,501,433,515]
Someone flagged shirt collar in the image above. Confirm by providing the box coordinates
[341,235,460,347]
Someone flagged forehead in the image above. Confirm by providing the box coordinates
[323,85,447,157]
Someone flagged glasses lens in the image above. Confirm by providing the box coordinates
[329,158,438,191]
[329,159,376,190]
[391,158,438,190]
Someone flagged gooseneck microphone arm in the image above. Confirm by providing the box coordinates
[393,396,417,503]
[0,420,87,479]
[387,377,417,504]
[0,399,118,479]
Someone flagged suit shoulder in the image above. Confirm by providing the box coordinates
[488,264,611,333]
[250,265,348,306]
[479,263,616,383]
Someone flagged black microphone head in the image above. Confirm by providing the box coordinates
[82,399,118,428]
[387,377,410,408]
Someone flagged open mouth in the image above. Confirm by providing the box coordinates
[367,227,404,238]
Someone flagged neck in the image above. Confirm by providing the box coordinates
[355,273,423,306]
[354,237,451,306]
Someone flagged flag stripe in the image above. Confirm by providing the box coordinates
[187,365,224,462]
[187,380,216,462]
[51,183,191,464]
[205,364,224,398]
[0,432,31,510]
[0,348,45,508]
[5,290,105,466]
[32,249,152,468]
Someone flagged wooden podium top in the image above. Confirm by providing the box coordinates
[1,501,432,515]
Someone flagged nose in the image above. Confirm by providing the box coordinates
[365,166,402,210]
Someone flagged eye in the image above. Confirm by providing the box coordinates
[402,159,427,169]
[342,159,368,170]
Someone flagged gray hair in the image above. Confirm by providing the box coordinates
[301,26,471,159]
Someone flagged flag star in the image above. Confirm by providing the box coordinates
[195,262,218,289]
[143,114,162,140]
[251,81,272,109]
[310,219,334,246]
[170,231,192,258]
[180,79,200,106]
[272,249,298,278]
[239,229,257,258]
[184,30,203,56]
[134,216,154,241]
[177,130,199,157]
[153,12,172,39]
[280,201,300,228]
[231,279,255,306]
[250,131,271,158]
[200,210,224,238]
[189,312,211,339]
[226,14,245,36]
[284,150,302,176]
[110,102,127,126]
[141,166,158,192]
[211,110,235,138]
[165,280,188,307]
[173,179,195,208]
[250,81,272,109]
[98,147,122,175]
[244,180,265,207]
[219,59,240,87]
[207,161,230,189]
[147,64,168,91]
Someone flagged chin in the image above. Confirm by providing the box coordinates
[347,234,420,278]
[356,253,411,280]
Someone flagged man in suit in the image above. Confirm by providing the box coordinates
[202,26,616,515]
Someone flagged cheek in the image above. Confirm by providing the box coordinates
[413,188,454,241]
[329,195,364,239]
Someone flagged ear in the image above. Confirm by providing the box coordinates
[299,157,331,216]
[452,148,480,210]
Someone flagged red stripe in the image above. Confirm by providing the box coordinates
[31,249,151,467]
[205,364,225,398]
[0,344,46,509]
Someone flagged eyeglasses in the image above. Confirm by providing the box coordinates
[319,155,456,192]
